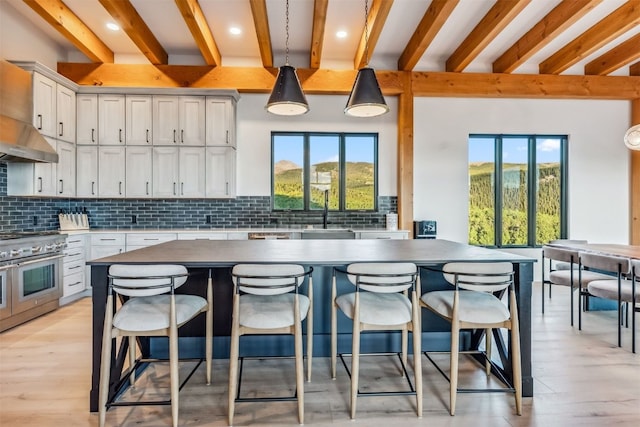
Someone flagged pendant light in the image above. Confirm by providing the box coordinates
[344,0,389,118]
[624,124,640,150]
[266,0,309,115]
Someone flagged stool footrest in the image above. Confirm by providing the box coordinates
[235,356,299,403]
[338,352,417,397]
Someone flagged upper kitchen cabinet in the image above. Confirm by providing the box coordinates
[98,94,126,145]
[31,71,76,143]
[55,85,76,143]
[205,147,236,198]
[153,96,205,146]
[76,145,98,198]
[125,146,153,197]
[98,146,126,198]
[77,94,98,145]
[152,146,205,198]
[206,97,236,147]
[126,96,152,146]
[56,140,76,197]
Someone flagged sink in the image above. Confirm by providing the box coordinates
[300,229,356,239]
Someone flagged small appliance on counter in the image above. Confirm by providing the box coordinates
[414,220,437,239]
[58,209,89,231]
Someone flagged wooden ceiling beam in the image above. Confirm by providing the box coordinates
[175,0,221,66]
[249,0,272,68]
[493,0,602,74]
[354,0,393,70]
[398,0,459,71]
[309,0,329,69]
[23,0,114,63]
[446,0,530,72]
[98,0,168,65]
[540,1,640,75]
[56,62,640,100]
[631,61,640,76]
[585,33,640,75]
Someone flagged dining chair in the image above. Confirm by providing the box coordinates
[228,264,313,425]
[331,262,422,419]
[420,262,521,416]
[99,264,212,427]
[581,252,636,352]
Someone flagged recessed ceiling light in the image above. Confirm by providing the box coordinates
[106,22,120,31]
[336,30,347,39]
[229,27,242,35]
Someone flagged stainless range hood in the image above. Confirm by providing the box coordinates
[0,59,58,163]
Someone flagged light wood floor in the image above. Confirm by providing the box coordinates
[1,283,638,427]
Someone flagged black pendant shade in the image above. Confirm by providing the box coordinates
[266,65,309,116]
[344,67,389,118]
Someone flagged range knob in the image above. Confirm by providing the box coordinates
[31,245,42,253]
[10,248,23,257]
[0,251,7,259]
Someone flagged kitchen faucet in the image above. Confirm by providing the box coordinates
[323,189,329,229]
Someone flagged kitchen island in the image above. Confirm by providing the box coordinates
[88,238,535,411]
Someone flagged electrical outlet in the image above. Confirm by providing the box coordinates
[206,215,212,224]
[32,216,38,225]
[131,215,137,224]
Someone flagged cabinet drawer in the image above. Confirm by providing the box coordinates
[63,248,85,263]
[177,233,227,240]
[64,260,85,276]
[126,233,176,246]
[63,271,85,297]
[358,231,408,240]
[91,233,126,246]
[65,236,85,249]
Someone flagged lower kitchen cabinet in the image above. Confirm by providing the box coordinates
[126,233,176,251]
[89,233,126,260]
[61,234,87,304]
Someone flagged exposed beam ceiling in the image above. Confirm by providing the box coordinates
[309,0,328,69]
[249,0,272,68]
[354,0,393,70]
[175,0,221,67]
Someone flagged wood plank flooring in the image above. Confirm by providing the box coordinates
[1,282,638,426]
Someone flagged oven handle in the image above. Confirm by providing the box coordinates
[15,254,65,267]
[0,264,15,272]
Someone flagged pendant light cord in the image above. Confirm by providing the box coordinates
[364,0,369,67]
[285,0,290,66]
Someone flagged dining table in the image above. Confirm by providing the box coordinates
[86,238,536,411]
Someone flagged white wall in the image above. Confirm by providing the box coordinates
[414,97,631,244]
[236,93,398,197]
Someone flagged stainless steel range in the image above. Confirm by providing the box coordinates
[0,232,66,332]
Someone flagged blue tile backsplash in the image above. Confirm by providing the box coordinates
[0,162,396,232]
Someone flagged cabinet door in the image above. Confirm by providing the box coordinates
[126,146,153,197]
[34,137,57,196]
[179,147,205,197]
[98,146,126,197]
[32,73,56,137]
[90,245,124,260]
[205,146,236,198]
[206,97,235,147]
[77,94,98,145]
[179,96,205,146]
[126,96,152,145]
[56,140,76,197]
[152,96,179,145]
[152,147,180,197]
[98,95,125,145]
[76,146,98,197]
[56,85,76,143]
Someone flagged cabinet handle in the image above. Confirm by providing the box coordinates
[119,129,123,143]
[91,181,95,195]
[101,238,116,241]
[181,182,184,195]
[91,129,95,143]
[226,130,229,144]
[37,114,42,130]
[59,179,63,194]
[173,129,176,143]
[173,182,177,195]
[69,281,82,287]
[69,265,82,270]
[38,177,43,193]
[119,182,122,195]
[146,182,149,195]
[181,129,184,143]
[59,122,64,137]
[146,129,149,143]
[226,182,229,195]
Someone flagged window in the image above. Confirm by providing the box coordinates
[272,132,378,211]
[468,134,567,248]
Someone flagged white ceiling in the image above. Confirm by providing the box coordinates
[4,0,640,75]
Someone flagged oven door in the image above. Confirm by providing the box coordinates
[0,265,12,320]
[11,254,63,316]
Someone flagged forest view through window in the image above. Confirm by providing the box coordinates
[272,132,377,211]
[468,134,567,247]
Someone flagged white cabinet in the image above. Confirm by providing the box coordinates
[62,235,86,302]
[33,141,57,195]
[56,140,76,197]
[153,96,205,146]
[98,146,126,197]
[357,231,409,239]
[177,232,227,240]
[206,97,236,147]
[125,146,153,197]
[89,233,126,260]
[32,72,56,138]
[152,147,205,197]
[76,146,98,197]
[98,94,125,145]
[56,85,76,143]
[126,233,176,251]
[126,96,152,145]
[205,147,236,198]
[77,94,98,145]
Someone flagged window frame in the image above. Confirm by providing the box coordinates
[271,131,379,212]
[469,133,568,248]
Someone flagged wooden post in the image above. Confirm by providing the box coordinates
[397,71,414,236]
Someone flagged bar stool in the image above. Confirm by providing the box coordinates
[331,262,422,419]
[420,262,521,416]
[99,264,212,427]
[228,264,313,425]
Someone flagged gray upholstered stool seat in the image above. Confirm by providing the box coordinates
[336,291,411,325]
[238,293,310,329]
[113,294,208,331]
[421,290,510,324]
